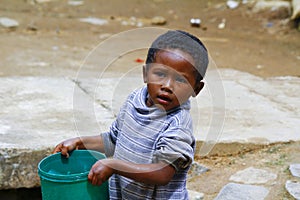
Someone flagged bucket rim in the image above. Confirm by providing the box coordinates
[38,150,105,182]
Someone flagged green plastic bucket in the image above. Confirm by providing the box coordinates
[38,150,109,200]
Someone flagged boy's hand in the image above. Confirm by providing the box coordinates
[52,137,81,158]
[88,159,114,185]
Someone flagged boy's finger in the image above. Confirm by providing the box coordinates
[61,147,69,158]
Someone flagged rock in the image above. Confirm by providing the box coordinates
[151,16,167,25]
[35,0,54,3]
[291,0,300,19]
[285,180,300,199]
[218,18,226,29]
[190,18,201,27]
[252,1,291,19]
[79,17,108,26]
[0,17,19,28]
[0,148,49,189]
[188,162,209,179]
[68,0,84,6]
[227,0,239,9]
[290,164,300,178]
[229,167,277,184]
[215,183,269,200]
[188,190,204,200]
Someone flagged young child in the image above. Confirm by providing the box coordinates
[53,30,208,199]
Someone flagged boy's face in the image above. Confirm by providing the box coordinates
[143,49,204,111]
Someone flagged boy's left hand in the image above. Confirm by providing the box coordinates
[88,159,114,185]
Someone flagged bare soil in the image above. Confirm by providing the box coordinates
[190,141,300,199]
[0,0,299,199]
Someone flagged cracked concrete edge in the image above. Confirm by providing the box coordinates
[195,140,297,157]
[0,140,296,190]
[0,148,52,189]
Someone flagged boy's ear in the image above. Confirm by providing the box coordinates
[142,64,147,83]
[192,81,204,97]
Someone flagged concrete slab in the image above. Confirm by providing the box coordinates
[75,68,300,154]
[0,77,114,149]
[0,69,299,189]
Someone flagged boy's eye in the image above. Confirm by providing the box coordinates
[175,76,187,83]
[154,71,166,77]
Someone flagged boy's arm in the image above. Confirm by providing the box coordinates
[53,135,105,157]
[88,158,176,186]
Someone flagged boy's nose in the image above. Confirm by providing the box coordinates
[161,77,174,93]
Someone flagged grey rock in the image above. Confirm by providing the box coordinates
[0,17,19,28]
[151,16,167,25]
[214,183,269,200]
[252,0,291,19]
[291,0,300,19]
[285,180,300,199]
[229,167,277,184]
[188,162,209,179]
[227,0,239,9]
[0,148,49,189]
[79,17,108,26]
[188,190,204,200]
[290,164,300,178]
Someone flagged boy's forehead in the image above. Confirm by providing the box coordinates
[154,49,195,64]
[150,49,198,77]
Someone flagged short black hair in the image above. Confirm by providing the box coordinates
[145,30,209,82]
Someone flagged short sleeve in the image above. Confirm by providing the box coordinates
[153,126,195,171]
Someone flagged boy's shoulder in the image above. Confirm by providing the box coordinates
[127,86,145,101]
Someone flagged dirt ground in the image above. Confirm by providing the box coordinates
[0,0,299,199]
[190,141,300,199]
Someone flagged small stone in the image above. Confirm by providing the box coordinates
[256,65,264,69]
[290,163,300,178]
[190,18,201,27]
[188,190,204,200]
[218,19,226,29]
[27,22,38,31]
[285,180,300,199]
[79,17,108,26]
[227,0,239,9]
[215,183,269,200]
[229,167,277,184]
[188,161,209,179]
[0,17,19,28]
[68,0,84,6]
[151,16,167,25]
[252,1,291,19]
[291,0,300,20]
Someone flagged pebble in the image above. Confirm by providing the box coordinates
[214,183,269,200]
[290,163,300,178]
[229,167,277,184]
[0,17,19,28]
[252,0,291,19]
[188,190,204,200]
[218,18,226,29]
[227,0,239,9]
[285,180,300,199]
[188,161,209,179]
[68,0,84,6]
[79,17,108,26]
[190,18,201,27]
[151,16,167,25]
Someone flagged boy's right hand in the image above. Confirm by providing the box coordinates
[52,137,81,158]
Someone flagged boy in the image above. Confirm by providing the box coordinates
[53,30,208,199]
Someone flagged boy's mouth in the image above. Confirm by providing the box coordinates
[157,94,172,105]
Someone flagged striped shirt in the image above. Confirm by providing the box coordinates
[102,86,195,200]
